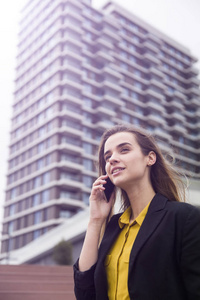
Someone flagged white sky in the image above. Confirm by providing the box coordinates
[0,0,199,236]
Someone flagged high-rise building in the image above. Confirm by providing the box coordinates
[1,0,200,260]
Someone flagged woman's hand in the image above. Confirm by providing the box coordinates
[89,174,114,224]
[78,175,114,271]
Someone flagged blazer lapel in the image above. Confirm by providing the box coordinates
[98,214,122,264]
[129,194,168,268]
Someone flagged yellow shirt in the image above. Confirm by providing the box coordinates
[104,202,151,300]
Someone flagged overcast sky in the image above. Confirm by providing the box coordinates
[0,0,199,234]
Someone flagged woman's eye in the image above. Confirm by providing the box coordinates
[121,148,129,153]
[105,155,111,161]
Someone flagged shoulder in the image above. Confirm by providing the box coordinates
[164,199,200,230]
[166,199,200,216]
[150,193,200,225]
[153,193,199,214]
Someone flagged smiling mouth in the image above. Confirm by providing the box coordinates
[112,168,125,174]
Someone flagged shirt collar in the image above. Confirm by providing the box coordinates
[118,201,151,229]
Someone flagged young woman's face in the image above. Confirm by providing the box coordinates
[104,132,152,190]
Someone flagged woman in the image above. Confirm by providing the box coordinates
[74,124,200,300]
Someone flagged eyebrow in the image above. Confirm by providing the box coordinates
[104,142,132,158]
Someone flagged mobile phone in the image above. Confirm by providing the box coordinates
[103,177,115,202]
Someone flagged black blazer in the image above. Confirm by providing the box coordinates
[74,193,200,300]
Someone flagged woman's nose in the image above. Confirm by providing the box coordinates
[109,153,119,164]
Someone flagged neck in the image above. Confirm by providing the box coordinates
[125,182,155,220]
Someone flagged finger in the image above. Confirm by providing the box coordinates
[93,179,106,187]
[92,185,105,193]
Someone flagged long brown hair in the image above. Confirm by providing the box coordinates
[98,124,186,212]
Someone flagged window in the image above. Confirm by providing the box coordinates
[59,210,74,219]
[9,204,16,216]
[60,172,79,181]
[83,127,93,138]
[123,88,129,96]
[61,135,81,146]
[32,194,40,207]
[131,91,139,99]
[37,142,45,153]
[8,221,14,234]
[122,113,131,123]
[46,154,52,165]
[43,172,50,184]
[83,175,93,187]
[41,189,50,203]
[167,86,175,94]
[43,208,48,221]
[83,112,93,123]
[121,62,128,70]
[121,51,128,58]
[8,238,14,251]
[61,153,80,163]
[83,159,93,171]
[62,119,81,130]
[34,211,42,224]
[83,97,93,108]
[46,137,52,148]
[134,81,143,90]
[132,118,141,126]
[10,188,17,199]
[84,84,92,92]
[33,176,41,188]
[83,142,93,154]
[60,190,78,200]
[130,55,136,63]
[82,192,90,205]
[37,158,45,170]
[33,229,41,240]
[135,105,143,114]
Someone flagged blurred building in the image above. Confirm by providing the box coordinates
[1,0,200,263]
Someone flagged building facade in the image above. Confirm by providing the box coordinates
[1,0,200,256]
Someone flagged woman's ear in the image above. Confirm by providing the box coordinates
[147,151,156,166]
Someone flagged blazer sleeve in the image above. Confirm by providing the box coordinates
[73,259,96,300]
[180,206,200,299]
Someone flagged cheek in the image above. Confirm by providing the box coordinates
[105,162,109,174]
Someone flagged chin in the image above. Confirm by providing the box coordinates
[112,178,125,189]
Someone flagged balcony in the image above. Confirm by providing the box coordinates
[95,49,114,64]
[167,99,184,111]
[168,123,187,134]
[146,101,165,113]
[103,15,120,30]
[59,143,83,156]
[142,40,159,55]
[188,98,200,107]
[142,52,160,65]
[185,87,200,97]
[102,94,124,106]
[149,67,164,80]
[170,112,185,122]
[103,65,122,80]
[95,36,114,49]
[94,106,116,117]
[147,113,167,126]
[184,66,199,76]
[58,160,83,172]
[58,178,84,190]
[153,128,171,140]
[144,88,164,101]
[101,27,121,43]
[102,80,122,93]
[94,120,115,130]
